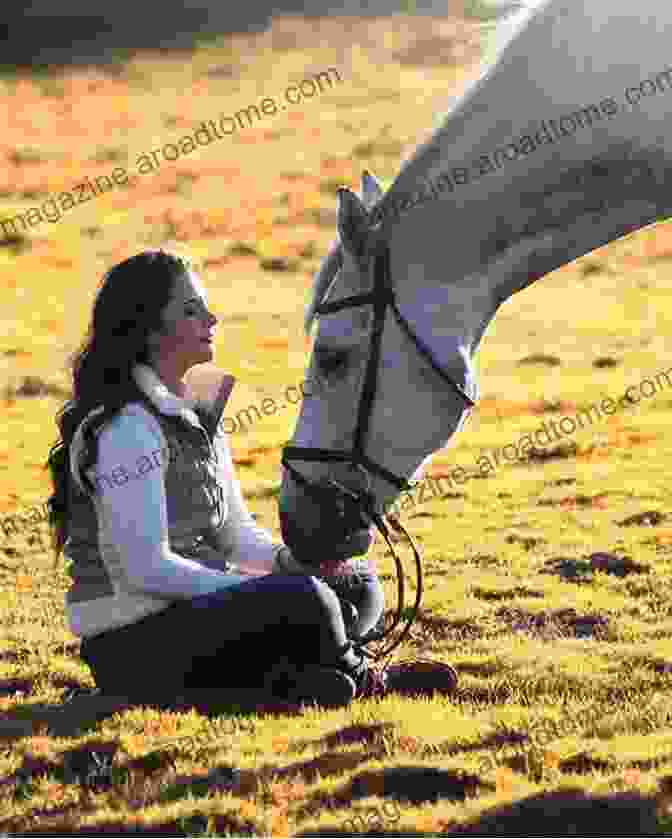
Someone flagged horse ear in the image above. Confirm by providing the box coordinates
[361,170,384,209]
[337,187,370,261]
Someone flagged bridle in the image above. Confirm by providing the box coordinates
[281,235,477,661]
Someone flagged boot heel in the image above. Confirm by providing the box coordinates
[285,666,356,709]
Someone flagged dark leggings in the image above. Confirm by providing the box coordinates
[79,571,384,701]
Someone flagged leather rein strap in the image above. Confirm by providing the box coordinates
[282,238,477,661]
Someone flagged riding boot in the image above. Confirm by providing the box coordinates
[342,652,459,700]
[263,656,356,709]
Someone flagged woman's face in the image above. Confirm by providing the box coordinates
[149,269,218,368]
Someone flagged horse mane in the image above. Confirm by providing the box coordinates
[304,239,342,334]
[304,0,543,337]
[477,1,544,68]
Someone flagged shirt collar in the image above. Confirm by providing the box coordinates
[70,363,219,494]
[132,362,201,427]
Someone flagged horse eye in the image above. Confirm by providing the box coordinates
[314,347,348,374]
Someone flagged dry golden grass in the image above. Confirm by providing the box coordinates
[3,6,672,836]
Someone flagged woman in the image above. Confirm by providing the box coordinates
[45,249,389,712]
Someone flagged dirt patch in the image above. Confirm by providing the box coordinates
[495,607,612,641]
[542,553,650,581]
[414,614,485,642]
[321,722,396,750]
[504,533,547,551]
[558,751,613,775]
[617,510,667,527]
[471,586,545,602]
[588,552,650,577]
[350,766,490,805]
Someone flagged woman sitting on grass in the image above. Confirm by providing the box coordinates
[45,249,396,712]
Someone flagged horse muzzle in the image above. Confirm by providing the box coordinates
[278,478,376,565]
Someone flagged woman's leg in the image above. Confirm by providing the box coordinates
[184,574,366,686]
[319,570,385,641]
[80,573,364,701]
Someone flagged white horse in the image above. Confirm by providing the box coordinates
[279,0,672,563]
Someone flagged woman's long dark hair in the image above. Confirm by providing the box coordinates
[45,249,194,565]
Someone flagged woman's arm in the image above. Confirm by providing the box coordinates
[89,410,246,598]
[210,430,317,576]
[209,429,281,576]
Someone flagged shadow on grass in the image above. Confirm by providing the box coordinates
[1,717,663,838]
[2,695,662,836]
[0,686,306,741]
[0,6,271,73]
[296,789,659,837]
[2,789,661,837]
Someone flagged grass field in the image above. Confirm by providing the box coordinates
[3,3,672,835]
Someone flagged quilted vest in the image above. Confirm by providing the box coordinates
[64,390,230,615]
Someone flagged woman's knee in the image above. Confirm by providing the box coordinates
[338,574,385,638]
[265,574,343,625]
[304,576,344,621]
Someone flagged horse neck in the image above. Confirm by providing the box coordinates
[385,244,499,364]
[378,0,672,310]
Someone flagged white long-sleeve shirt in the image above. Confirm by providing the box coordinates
[64,363,283,638]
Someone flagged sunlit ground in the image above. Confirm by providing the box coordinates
[2,6,672,836]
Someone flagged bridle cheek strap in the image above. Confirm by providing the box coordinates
[282,241,475,493]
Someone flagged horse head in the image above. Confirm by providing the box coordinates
[278,172,482,563]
